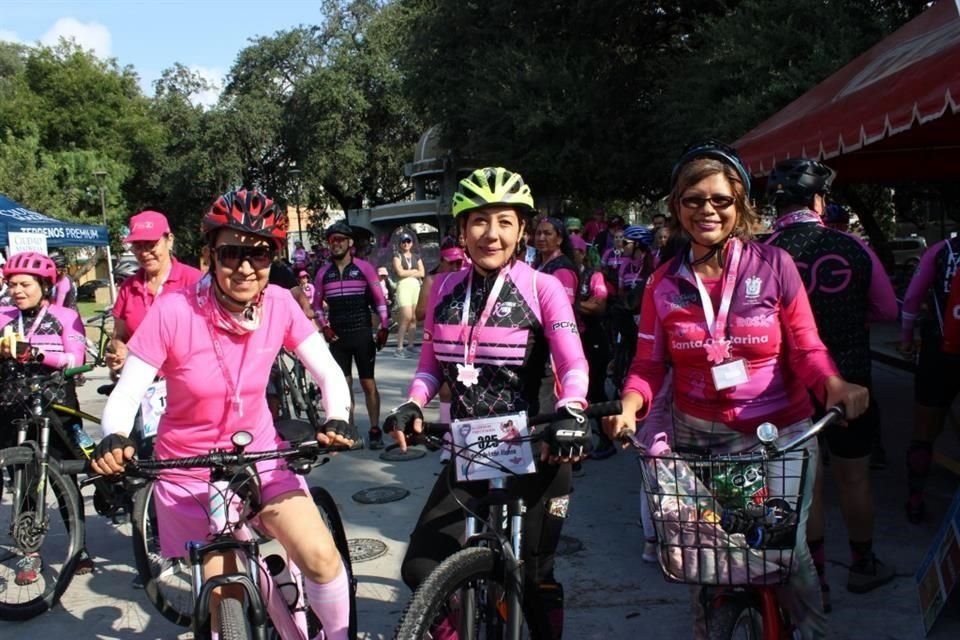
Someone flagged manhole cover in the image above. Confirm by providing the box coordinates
[380,445,426,461]
[349,538,388,563]
[352,486,410,504]
[556,535,583,556]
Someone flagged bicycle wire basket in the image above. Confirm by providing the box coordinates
[638,447,810,587]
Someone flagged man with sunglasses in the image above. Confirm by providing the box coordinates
[313,222,391,449]
[766,158,898,604]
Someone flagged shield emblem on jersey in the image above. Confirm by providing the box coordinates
[745,276,762,299]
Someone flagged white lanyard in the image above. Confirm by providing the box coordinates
[18,304,49,339]
[460,265,510,365]
[690,239,743,364]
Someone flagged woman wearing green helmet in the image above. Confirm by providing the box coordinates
[385,167,592,639]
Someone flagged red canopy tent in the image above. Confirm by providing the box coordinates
[734,0,960,183]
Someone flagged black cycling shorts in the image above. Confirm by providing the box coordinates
[915,335,960,408]
[816,389,880,459]
[329,331,377,380]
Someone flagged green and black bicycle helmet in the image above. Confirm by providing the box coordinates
[451,167,535,218]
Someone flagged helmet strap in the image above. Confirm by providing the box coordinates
[211,271,259,316]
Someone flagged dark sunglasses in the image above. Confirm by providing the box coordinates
[214,245,274,270]
[679,195,736,210]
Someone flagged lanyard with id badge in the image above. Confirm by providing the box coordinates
[690,240,749,391]
[450,263,536,482]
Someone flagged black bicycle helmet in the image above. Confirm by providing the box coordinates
[766,158,836,208]
[324,222,354,239]
[671,139,752,194]
[48,251,68,270]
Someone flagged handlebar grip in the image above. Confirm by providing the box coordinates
[57,459,91,475]
[63,364,94,378]
[584,400,623,419]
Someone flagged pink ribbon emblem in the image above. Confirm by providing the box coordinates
[704,338,731,364]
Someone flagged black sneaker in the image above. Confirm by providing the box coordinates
[847,553,895,593]
[368,426,384,450]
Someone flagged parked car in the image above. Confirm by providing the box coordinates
[77,278,110,302]
[890,236,927,273]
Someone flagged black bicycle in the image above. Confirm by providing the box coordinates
[0,362,121,620]
[393,400,621,640]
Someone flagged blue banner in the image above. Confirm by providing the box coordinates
[0,194,109,248]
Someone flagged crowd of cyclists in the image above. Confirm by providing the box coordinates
[0,139,957,639]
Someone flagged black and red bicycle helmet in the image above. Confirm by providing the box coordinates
[201,189,287,249]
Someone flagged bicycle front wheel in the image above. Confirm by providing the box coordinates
[394,546,539,640]
[0,445,84,621]
[218,596,253,640]
[131,481,194,627]
[705,597,765,640]
[310,486,357,639]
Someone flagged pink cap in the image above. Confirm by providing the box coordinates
[125,211,171,243]
[377,266,389,276]
[298,270,309,278]
[441,247,465,262]
[570,235,588,252]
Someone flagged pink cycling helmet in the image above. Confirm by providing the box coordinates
[3,252,58,284]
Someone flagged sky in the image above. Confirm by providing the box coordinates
[0,0,328,106]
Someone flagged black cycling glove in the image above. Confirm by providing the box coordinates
[543,405,592,458]
[93,433,136,474]
[382,401,424,436]
[320,419,358,442]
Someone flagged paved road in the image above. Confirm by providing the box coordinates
[10,341,960,639]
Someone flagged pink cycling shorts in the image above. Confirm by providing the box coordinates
[152,457,308,558]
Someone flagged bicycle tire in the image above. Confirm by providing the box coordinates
[309,486,358,640]
[394,546,537,640]
[131,482,194,627]
[0,445,84,621]
[705,597,764,640]
[218,596,253,640]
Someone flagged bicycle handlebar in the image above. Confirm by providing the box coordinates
[420,400,623,438]
[758,405,844,457]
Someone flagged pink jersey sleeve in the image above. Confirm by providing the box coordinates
[901,241,942,340]
[860,240,898,322]
[32,306,86,370]
[776,255,839,396]
[408,273,452,406]
[623,274,668,419]
[535,271,589,409]
[311,264,329,326]
[588,271,608,300]
[551,267,578,306]
[357,259,390,327]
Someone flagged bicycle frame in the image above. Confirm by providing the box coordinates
[82,307,113,368]
[459,475,527,640]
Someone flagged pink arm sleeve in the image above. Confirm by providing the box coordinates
[778,258,839,395]
[359,260,390,327]
[408,274,448,406]
[900,241,941,340]
[623,278,667,419]
[311,266,328,326]
[536,272,589,409]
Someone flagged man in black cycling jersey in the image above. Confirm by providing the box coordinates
[313,222,391,448]
[766,158,898,603]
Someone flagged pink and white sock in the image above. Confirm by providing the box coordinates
[303,560,350,640]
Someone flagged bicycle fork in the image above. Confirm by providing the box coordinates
[13,413,53,536]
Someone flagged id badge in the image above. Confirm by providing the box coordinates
[139,380,168,438]
[450,412,536,482]
[710,358,749,391]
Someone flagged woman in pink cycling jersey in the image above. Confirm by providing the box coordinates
[604,141,868,640]
[0,252,93,582]
[384,167,590,639]
[533,217,578,306]
[92,189,356,639]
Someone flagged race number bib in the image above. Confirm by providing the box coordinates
[450,412,537,482]
[140,380,168,438]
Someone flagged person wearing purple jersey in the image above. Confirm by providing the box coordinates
[313,222,391,448]
[384,167,590,638]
